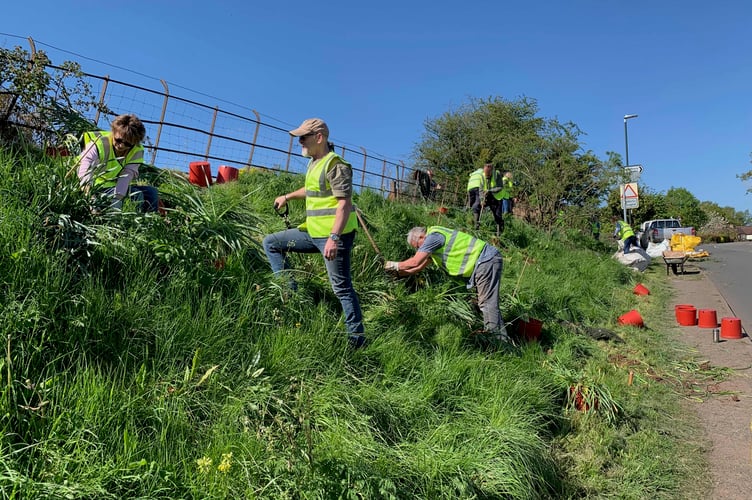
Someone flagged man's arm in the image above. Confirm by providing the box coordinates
[396,251,432,276]
[274,186,306,209]
[330,196,352,236]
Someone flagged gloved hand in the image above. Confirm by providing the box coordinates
[384,261,400,272]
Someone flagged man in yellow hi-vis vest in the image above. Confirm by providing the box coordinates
[76,114,158,212]
[383,226,510,345]
[466,167,484,209]
[612,216,637,254]
[262,118,365,348]
[473,163,505,234]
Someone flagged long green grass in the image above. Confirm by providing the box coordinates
[0,145,710,498]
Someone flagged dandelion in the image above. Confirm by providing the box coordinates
[295,322,301,328]
[196,456,212,474]
[218,452,233,473]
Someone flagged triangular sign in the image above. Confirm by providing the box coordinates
[623,185,638,198]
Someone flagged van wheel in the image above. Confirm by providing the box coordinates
[639,234,648,249]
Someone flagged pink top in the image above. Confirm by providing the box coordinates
[77,140,140,199]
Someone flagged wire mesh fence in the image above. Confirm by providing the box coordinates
[83,72,419,199]
[1,37,465,205]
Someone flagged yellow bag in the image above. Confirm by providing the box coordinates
[671,233,701,252]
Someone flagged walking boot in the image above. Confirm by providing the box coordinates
[473,212,480,230]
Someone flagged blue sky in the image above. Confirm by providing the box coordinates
[3,1,752,214]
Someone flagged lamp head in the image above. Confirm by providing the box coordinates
[624,114,638,120]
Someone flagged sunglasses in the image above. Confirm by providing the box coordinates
[113,136,135,149]
[299,133,316,143]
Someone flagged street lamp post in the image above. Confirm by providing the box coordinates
[622,114,638,222]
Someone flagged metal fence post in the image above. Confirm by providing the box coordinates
[247,109,260,168]
[285,135,294,172]
[204,106,219,161]
[380,159,387,195]
[359,147,367,190]
[151,79,169,165]
[93,75,110,128]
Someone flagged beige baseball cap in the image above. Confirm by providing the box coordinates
[289,118,329,137]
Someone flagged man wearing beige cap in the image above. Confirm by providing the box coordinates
[262,118,366,348]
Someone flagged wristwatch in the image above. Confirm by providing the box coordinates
[329,233,340,241]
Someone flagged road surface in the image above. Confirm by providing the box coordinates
[694,241,751,334]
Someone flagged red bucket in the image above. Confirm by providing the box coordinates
[618,309,644,327]
[720,317,743,339]
[517,318,543,341]
[697,309,718,328]
[216,165,239,184]
[675,305,697,326]
[189,161,213,187]
[633,283,650,296]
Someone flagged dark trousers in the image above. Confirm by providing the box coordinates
[467,188,479,208]
[473,193,504,229]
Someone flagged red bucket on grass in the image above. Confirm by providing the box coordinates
[675,305,697,326]
[517,318,543,341]
[720,317,743,339]
[216,165,239,184]
[697,309,718,329]
[618,309,644,327]
[189,161,213,187]
[633,283,650,296]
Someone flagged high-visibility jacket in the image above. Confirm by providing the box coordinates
[82,130,144,189]
[426,226,486,278]
[482,170,505,201]
[616,221,635,240]
[304,151,357,238]
[466,168,484,191]
[499,176,514,199]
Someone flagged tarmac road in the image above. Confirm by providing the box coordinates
[669,241,752,499]
[694,241,752,334]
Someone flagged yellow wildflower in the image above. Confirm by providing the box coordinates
[218,452,233,473]
[196,456,212,474]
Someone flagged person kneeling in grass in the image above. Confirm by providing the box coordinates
[77,113,158,212]
[384,226,510,344]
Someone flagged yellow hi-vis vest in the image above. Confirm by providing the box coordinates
[482,170,505,201]
[426,226,485,278]
[500,176,513,199]
[466,168,483,191]
[304,151,357,238]
[82,130,144,189]
[616,221,635,240]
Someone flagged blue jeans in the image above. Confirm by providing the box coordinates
[501,198,512,214]
[623,235,638,254]
[262,228,364,334]
[130,185,159,212]
[101,185,159,212]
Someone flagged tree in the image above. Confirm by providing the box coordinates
[414,96,620,228]
[664,187,707,228]
[739,152,752,195]
[699,200,751,226]
[1,43,102,146]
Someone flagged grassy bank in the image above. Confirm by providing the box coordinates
[0,146,711,498]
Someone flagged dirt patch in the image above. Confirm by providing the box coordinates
[668,264,752,499]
